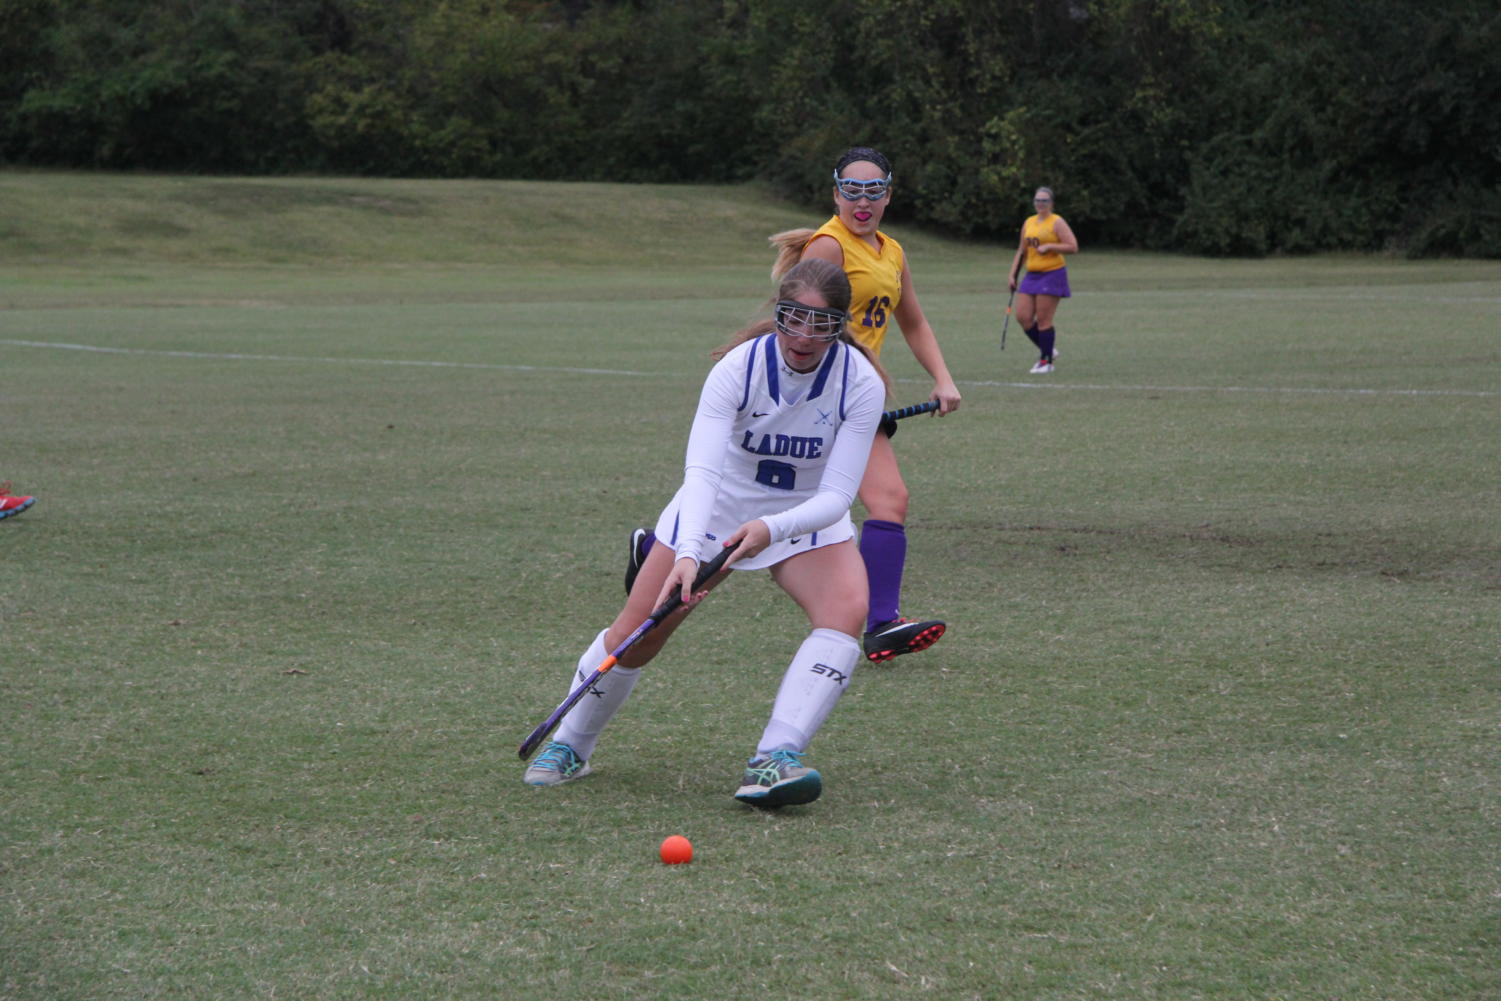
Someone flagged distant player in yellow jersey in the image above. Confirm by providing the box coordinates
[1007,186,1079,374]
[768,147,962,664]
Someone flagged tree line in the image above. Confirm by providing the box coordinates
[3,0,1498,256]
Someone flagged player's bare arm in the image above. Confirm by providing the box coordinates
[892,259,961,414]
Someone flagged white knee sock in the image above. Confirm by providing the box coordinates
[757,628,860,755]
[553,630,642,762]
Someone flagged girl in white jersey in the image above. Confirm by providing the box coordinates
[524,259,890,808]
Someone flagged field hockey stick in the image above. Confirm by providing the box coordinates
[1001,267,1023,350]
[878,400,941,438]
[883,400,940,422]
[1000,287,1016,350]
[517,543,736,761]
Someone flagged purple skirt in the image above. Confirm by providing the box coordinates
[1020,267,1071,298]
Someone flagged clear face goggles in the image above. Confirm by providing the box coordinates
[833,171,892,202]
[774,299,847,342]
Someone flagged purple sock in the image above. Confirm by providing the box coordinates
[859,519,907,631]
[1024,324,1042,350]
[1039,327,1056,360]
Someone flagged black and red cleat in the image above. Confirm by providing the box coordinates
[862,617,946,663]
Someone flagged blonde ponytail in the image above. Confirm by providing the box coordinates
[768,228,816,280]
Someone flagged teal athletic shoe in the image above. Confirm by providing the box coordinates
[734,749,822,807]
[524,741,593,786]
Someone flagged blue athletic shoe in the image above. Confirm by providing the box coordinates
[524,741,592,786]
[734,749,822,807]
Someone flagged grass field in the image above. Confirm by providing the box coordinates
[2,171,1498,1001]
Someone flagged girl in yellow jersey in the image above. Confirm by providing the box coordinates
[1007,186,1079,374]
[624,148,961,663]
[767,147,963,664]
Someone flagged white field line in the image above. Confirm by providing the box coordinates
[1077,288,1501,305]
[957,378,1500,398]
[3,337,1498,399]
[0,338,647,378]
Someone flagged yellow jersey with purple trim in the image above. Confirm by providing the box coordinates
[808,216,905,357]
[1023,214,1068,273]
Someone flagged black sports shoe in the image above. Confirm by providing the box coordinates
[862,617,946,663]
[623,527,650,595]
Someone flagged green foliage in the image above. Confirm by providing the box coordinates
[1,0,1497,255]
[292,0,752,180]
[6,0,317,169]
[0,0,52,104]
[1173,0,1501,257]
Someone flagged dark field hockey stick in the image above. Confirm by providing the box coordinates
[1001,268,1023,350]
[518,542,736,761]
[884,400,940,422]
[1000,287,1016,350]
[878,399,940,438]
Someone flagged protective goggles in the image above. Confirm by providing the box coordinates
[833,171,892,201]
[774,299,847,341]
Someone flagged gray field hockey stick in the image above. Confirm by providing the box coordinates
[518,543,736,761]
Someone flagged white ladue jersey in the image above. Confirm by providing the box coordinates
[654,333,885,571]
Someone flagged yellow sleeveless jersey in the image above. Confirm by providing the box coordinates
[1023,214,1068,273]
[808,216,904,357]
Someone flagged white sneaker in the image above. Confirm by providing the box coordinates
[1030,358,1054,374]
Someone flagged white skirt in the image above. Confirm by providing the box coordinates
[652,487,856,571]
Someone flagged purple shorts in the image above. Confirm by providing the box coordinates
[1019,267,1071,298]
